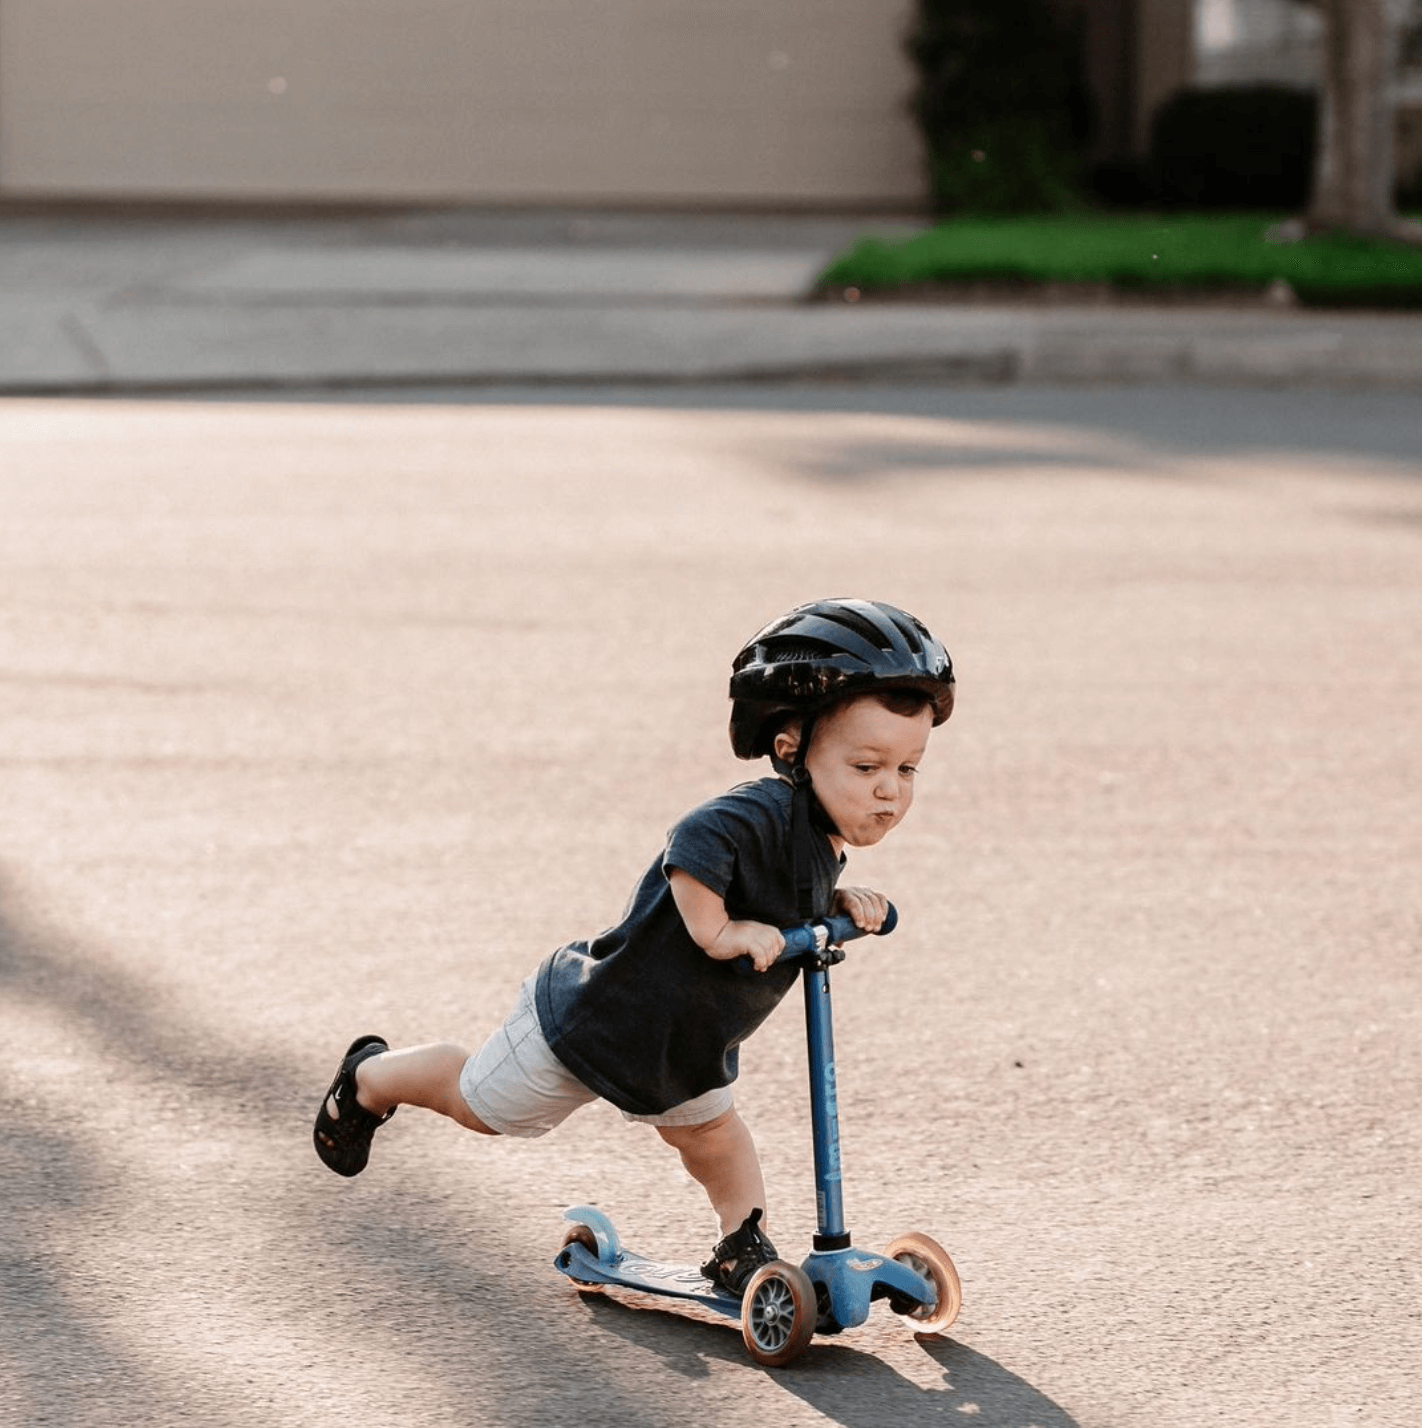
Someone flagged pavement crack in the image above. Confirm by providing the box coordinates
[59,311,112,381]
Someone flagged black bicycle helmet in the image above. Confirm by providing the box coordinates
[729,597,954,760]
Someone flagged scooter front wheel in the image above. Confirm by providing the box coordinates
[884,1232,962,1334]
[741,1261,816,1367]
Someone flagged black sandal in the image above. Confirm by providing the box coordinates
[313,1035,395,1177]
[700,1208,780,1296]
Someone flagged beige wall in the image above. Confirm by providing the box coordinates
[0,0,925,204]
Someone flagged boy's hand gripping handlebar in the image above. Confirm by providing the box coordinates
[738,903,898,971]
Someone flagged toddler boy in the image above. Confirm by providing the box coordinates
[314,597,953,1293]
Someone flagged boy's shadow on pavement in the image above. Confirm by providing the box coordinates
[579,1293,1080,1428]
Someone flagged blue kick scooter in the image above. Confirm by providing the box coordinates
[553,905,961,1367]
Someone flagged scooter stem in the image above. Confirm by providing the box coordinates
[803,960,852,1251]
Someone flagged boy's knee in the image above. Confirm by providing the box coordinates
[656,1107,739,1150]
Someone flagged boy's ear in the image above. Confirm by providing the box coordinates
[772,722,801,765]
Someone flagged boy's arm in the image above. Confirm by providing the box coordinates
[668,868,785,974]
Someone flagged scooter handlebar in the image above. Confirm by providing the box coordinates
[735,903,898,972]
[779,902,897,957]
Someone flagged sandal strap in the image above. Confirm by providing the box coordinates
[701,1207,779,1295]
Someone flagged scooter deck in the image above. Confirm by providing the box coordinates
[556,1240,744,1320]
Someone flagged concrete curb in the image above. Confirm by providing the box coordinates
[3,209,1421,393]
[6,303,1421,395]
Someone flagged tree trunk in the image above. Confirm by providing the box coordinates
[1307,0,1419,237]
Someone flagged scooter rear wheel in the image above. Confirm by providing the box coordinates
[741,1261,816,1367]
[559,1224,607,1291]
[884,1232,962,1333]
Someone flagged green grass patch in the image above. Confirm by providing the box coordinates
[816,214,1422,307]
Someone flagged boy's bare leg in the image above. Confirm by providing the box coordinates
[657,1107,767,1235]
[343,1043,498,1135]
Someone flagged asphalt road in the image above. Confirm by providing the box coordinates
[2,383,1419,1428]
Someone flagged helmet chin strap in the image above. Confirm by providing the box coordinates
[787,714,838,920]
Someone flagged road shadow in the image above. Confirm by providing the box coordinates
[8,866,907,1428]
[0,871,567,1426]
[0,877,253,1427]
[267,381,1422,472]
[575,1292,1080,1427]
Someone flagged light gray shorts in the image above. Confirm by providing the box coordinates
[458,975,734,1139]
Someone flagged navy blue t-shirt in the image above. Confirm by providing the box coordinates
[534,777,843,1115]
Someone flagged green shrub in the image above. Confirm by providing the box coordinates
[904,0,1094,214]
[1149,85,1317,210]
[815,214,1422,309]
[1397,160,1422,211]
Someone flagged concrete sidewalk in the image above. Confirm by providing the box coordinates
[3,205,1421,392]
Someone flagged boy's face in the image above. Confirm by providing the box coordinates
[791,696,934,849]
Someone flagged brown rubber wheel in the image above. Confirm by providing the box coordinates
[559,1224,606,1291]
[740,1260,816,1367]
[884,1231,962,1333]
